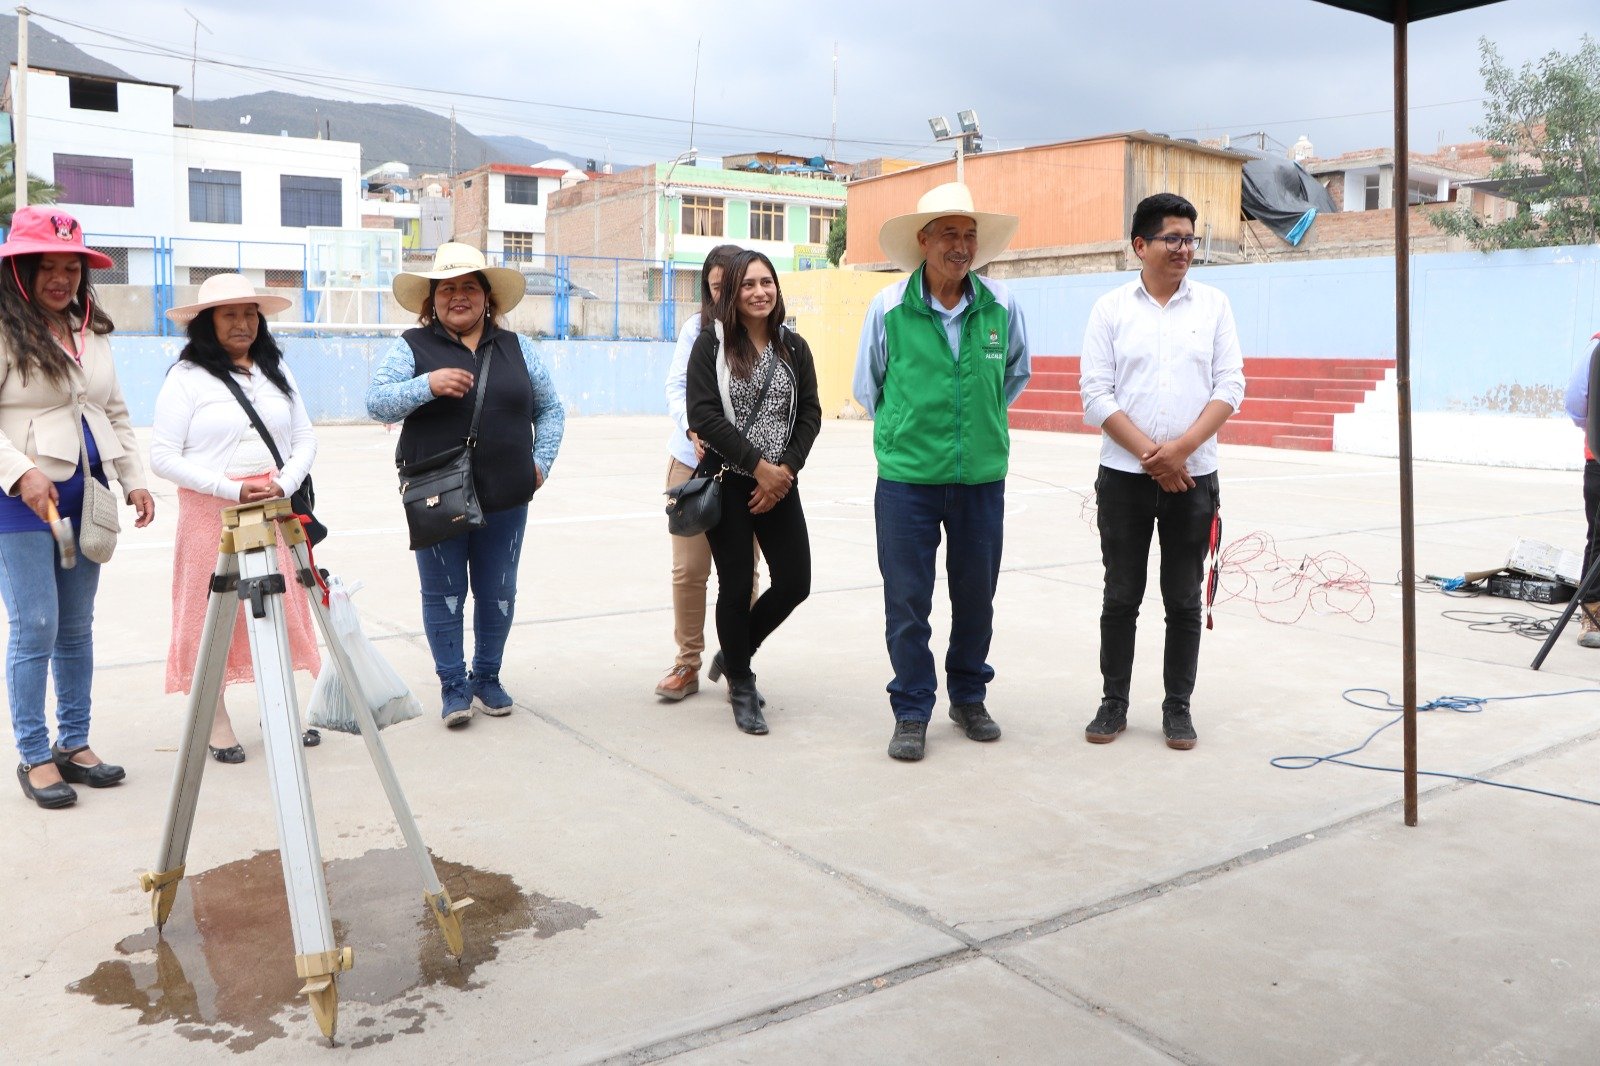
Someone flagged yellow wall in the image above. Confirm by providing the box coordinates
[782,268,906,418]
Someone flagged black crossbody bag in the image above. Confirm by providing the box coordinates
[396,344,493,550]
[219,373,327,545]
[665,355,779,537]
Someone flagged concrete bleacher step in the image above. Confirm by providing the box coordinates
[1009,355,1392,452]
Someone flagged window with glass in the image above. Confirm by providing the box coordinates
[280,175,342,227]
[54,154,134,207]
[680,195,725,237]
[504,175,540,205]
[808,205,841,244]
[1363,172,1382,211]
[188,168,242,224]
[750,201,785,242]
[502,231,537,259]
[1406,179,1440,206]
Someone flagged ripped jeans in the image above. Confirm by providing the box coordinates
[413,504,528,685]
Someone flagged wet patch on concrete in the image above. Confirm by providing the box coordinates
[69,848,598,1051]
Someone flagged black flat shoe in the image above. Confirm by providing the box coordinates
[17,763,77,809]
[52,743,126,788]
[302,728,321,747]
[208,744,246,764]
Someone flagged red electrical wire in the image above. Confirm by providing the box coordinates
[1213,531,1375,625]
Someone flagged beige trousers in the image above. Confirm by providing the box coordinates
[667,457,759,669]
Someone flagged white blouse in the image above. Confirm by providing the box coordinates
[150,359,317,502]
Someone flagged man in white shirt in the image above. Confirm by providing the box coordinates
[1078,193,1245,750]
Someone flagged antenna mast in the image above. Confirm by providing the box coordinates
[182,7,211,127]
[687,38,701,158]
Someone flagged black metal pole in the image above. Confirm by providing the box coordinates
[1394,2,1419,827]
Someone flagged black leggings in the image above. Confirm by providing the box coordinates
[704,471,811,679]
[1583,459,1600,600]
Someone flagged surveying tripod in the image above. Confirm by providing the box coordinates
[139,500,470,1039]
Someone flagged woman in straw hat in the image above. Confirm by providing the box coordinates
[366,243,565,727]
[0,206,154,809]
[151,273,321,764]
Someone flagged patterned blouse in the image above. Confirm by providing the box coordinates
[726,342,793,476]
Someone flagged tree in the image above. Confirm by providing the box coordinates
[0,144,62,227]
[826,207,847,267]
[1433,36,1600,250]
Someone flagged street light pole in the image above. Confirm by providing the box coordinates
[15,6,30,214]
[928,109,981,183]
[661,147,697,265]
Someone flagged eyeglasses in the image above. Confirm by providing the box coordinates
[1144,234,1201,251]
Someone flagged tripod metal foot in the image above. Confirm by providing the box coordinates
[297,947,353,1038]
[424,889,474,956]
[139,865,187,928]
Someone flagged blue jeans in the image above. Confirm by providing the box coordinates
[413,505,527,685]
[0,531,102,765]
[874,478,1005,722]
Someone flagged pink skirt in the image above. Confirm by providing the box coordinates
[165,477,322,694]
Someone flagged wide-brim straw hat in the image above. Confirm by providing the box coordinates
[392,242,525,314]
[877,182,1019,273]
[0,206,113,268]
[165,273,293,323]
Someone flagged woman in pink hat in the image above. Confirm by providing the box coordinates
[151,273,321,764]
[0,206,155,810]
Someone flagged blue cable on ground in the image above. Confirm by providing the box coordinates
[1272,687,1600,808]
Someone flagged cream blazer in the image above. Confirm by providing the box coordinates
[0,329,147,497]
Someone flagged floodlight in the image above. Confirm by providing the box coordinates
[956,109,980,134]
[928,116,952,140]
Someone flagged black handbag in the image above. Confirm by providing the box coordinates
[219,372,328,545]
[397,344,493,550]
[665,355,779,537]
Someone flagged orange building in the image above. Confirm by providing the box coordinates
[845,131,1245,270]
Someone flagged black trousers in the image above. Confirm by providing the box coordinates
[1582,459,1600,602]
[1095,465,1219,711]
[704,472,811,679]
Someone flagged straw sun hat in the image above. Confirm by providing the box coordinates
[876,182,1019,273]
[165,273,293,324]
[392,242,525,315]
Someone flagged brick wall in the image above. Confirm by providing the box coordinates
[1244,202,1467,260]
[546,169,658,260]
[449,174,490,249]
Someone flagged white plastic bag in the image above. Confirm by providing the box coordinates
[308,577,422,734]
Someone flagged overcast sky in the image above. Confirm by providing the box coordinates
[42,1,1600,166]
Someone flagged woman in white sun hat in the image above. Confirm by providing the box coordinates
[151,273,321,764]
[366,243,565,728]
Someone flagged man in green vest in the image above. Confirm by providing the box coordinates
[852,183,1031,761]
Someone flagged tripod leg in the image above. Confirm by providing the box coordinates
[1532,553,1600,670]
[141,552,241,928]
[291,541,472,956]
[238,544,349,1038]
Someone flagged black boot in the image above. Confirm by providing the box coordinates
[727,673,768,735]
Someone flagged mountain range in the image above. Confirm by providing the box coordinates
[0,14,603,175]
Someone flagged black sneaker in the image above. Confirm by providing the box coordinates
[887,720,927,761]
[948,701,1001,741]
[1085,700,1127,744]
[1162,703,1197,750]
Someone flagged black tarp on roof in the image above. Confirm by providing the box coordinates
[1240,155,1338,244]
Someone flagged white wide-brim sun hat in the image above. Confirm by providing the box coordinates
[165,273,294,324]
[392,242,526,315]
[877,182,1020,273]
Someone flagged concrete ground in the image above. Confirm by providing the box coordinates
[3,417,1598,1065]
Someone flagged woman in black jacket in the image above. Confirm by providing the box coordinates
[686,250,821,734]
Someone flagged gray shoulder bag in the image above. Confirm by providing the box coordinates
[72,402,121,565]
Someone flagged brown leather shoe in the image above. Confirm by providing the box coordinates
[655,665,700,700]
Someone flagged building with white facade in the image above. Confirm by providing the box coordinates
[3,65,361,325]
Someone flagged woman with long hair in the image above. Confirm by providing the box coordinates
[685,250,821,734]
[366,244,565,727]
[0,207,155,809]
[657,242,747,700]
[151,274,320,763]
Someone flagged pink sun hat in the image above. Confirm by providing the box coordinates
[0,206,114,268]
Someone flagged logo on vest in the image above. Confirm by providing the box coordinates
[983,327,1004,360]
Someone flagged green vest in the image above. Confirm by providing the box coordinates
[874,267,1012,485]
